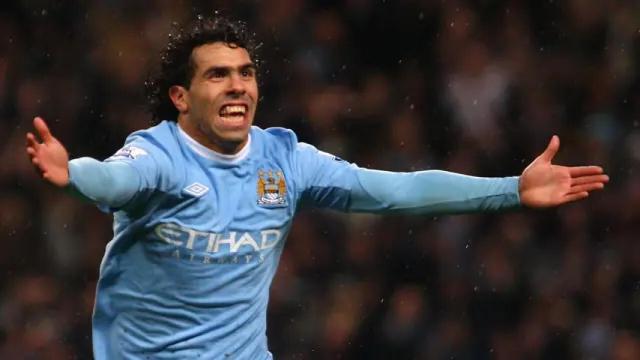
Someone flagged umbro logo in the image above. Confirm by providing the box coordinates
[183,182,209,197]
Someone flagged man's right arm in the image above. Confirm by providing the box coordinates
[27,116,154,212]
[67,158,141,209]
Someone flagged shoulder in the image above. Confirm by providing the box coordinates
[251,126,340,160]
[108,121,179,168]
[251,126,299,153]
[124,121,177,149]
[128,121,178,153]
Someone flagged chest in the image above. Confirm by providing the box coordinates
[164,159,297,231]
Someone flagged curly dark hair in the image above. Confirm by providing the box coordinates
[145,16,258,121]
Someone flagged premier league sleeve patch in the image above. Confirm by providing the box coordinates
[257,169,288,207]
[106,146,149,161]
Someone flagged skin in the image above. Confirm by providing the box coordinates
[517,135,608,206]
[25,44,608,207]
[169,42,258,154]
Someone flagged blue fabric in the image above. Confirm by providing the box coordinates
[67,121,520,359]
[68,158,141,212]
[349,169,520,214]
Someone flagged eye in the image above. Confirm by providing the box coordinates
[206,68,228,80]
[212,69,227,78]
[240,67,256,79]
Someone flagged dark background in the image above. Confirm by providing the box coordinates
[1,0,639,359]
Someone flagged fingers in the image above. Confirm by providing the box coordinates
[33,116,53,143]
[571,174,609,185]
[569,182,605,194]
[539,135,560,163]
[26,132,41,163]
[562,191,589,203]
[31,156,39,166]
[26,132,39,163]
[569,166,604,177]
[27,148,47,177]
[26,132,40,148]
[26,132,45,173]
[568,171,608,195]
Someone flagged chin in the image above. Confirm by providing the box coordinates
[216,129,250,142]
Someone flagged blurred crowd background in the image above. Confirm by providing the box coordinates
[1,0,639,359]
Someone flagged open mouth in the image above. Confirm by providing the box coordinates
[218,104,248,127]
[219,104,247,117]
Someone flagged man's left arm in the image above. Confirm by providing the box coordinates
[296,136,608,214]
[348,169,520,214]
[349,135,608,213]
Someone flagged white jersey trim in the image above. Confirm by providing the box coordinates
[177,125,251,164]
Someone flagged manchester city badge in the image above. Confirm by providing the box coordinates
[257,169,287,206]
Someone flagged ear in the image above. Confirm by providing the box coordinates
[169,85,189,113]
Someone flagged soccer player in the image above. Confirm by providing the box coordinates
[25,17,608,359]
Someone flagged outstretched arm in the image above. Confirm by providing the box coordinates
[345,136,607,214]
[26,116,142,209]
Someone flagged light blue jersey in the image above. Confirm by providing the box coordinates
[68,120,520,359]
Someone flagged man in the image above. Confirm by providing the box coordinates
[25,17,608,359]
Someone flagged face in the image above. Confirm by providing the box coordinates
[171,42,258,154]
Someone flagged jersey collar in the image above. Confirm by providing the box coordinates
[177,124,251,164]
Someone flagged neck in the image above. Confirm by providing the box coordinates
[177,118,247,155]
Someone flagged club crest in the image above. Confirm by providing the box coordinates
[257,169,287,206]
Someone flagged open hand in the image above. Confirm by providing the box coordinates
[26,116,70,187]
[519,135,608,208]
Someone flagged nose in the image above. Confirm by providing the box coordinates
[226,73,246,95]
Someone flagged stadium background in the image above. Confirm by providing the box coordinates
[1,0,639,358]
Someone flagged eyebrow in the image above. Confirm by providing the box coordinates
[202,62,257,76]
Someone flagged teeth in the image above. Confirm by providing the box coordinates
[220,105,246,115]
